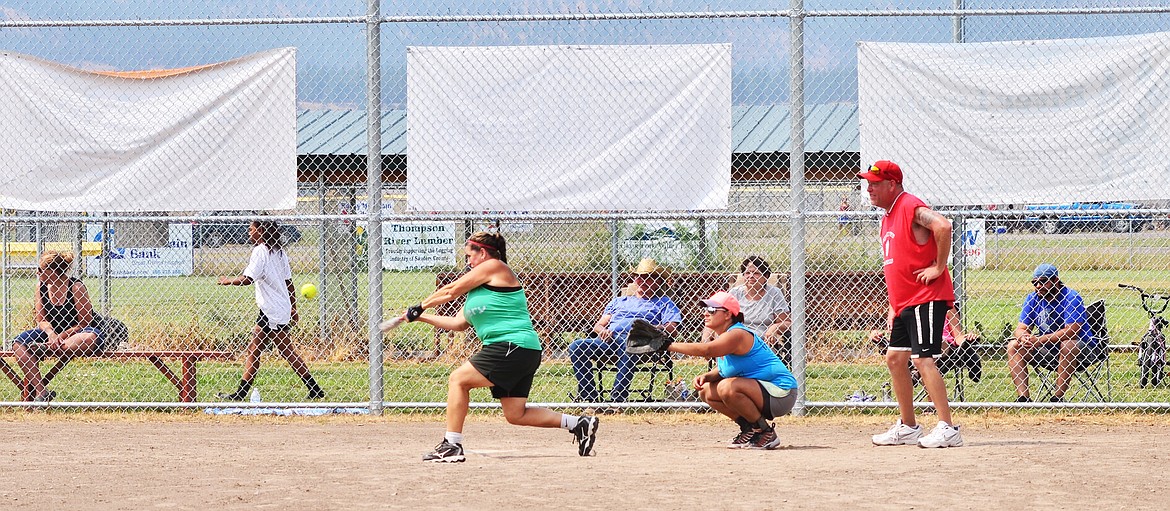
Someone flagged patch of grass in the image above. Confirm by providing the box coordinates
[7,355,1170,408]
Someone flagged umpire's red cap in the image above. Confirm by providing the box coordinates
[858,160,903,183]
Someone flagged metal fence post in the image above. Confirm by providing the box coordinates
[101,215,111,316]
[788,0,808,417]
[318,171,329,346]
[953,0,965,44]
[696,217,708,272]
[2,217,7,348]
[609,219,620,297]
[952,213,966,314]
[951,4,967,319]
[366,0,384,415]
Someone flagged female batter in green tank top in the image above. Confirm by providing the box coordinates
[391,231,599,463]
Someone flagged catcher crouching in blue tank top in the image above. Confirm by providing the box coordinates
[628,291,797,450]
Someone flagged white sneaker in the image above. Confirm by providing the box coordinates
[917,421,964,448]
[871,420,922,446]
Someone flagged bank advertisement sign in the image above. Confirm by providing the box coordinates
[86,223,194,277]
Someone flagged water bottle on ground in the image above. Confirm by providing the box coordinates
[250,388,262,403]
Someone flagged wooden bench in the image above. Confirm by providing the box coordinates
[0,349,233,402]
[433,270,887,351]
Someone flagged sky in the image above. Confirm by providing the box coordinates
[1,1,1168,108]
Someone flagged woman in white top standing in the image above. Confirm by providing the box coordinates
[705,256,793,364]
[216,220,324,401]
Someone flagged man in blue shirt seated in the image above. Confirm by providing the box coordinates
[568,258,682,403]
[1008,263,1098,402]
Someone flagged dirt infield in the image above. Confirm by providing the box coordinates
[4,413,1169,510]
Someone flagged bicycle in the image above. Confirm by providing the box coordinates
[1119,284,1170,387]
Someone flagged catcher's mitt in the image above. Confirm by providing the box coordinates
[626,319,672,354]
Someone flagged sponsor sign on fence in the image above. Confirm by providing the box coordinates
[963,218,986,269]
[86,224,194,277]
[381,222,457,270]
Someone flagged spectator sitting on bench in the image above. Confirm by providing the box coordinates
[703,256,791,364]
[1007,263,1096,403]
[11,250,106,402]
[568,258,681,403]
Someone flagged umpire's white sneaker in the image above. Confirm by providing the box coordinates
[917,421,964,448]
[871,420,922,446]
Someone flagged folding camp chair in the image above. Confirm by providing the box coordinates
[912,340,984,403]
[1032,299,1112,402]
[871,332,976,404]
[913,361,969,402]
[590,350,675,402]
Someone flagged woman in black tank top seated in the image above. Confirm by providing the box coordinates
[11,251,104,402]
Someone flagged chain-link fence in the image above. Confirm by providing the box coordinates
[3,2,1170,414]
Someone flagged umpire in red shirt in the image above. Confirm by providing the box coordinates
[861,160,964,449]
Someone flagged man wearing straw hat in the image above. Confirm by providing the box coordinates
[568,258,682,404]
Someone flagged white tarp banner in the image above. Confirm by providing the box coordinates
[406,44,732,212]
[0,48,297,212]
[858,32,1170,205]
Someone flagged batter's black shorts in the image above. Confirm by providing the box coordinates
[469,342,543,399]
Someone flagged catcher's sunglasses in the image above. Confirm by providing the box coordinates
[703,307,727,314]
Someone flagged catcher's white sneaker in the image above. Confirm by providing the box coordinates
[871,420,922,446]
[728,428,757,449]
[917,421,964,448]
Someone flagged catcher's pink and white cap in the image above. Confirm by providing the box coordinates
[700,291,740,316]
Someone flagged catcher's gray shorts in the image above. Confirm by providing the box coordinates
[759,381,796,420]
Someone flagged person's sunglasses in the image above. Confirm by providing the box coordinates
[703,306,727,314]
[1031,277,1051,286]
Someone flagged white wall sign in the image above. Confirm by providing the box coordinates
[382,222,457,270]
[353,200,396,216]
[962,218,986,269]
[86,223,194,277]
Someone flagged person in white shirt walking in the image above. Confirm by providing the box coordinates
[216,220,324,401]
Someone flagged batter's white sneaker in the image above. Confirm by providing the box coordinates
[871,420,922,446]
[422,439,465,463]
[917,421,964,448]
[571,415,600,456]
